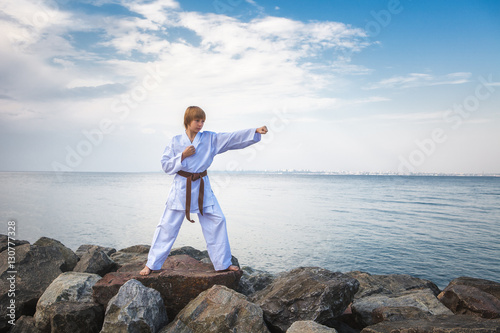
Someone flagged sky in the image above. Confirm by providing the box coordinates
[1,0,499,174]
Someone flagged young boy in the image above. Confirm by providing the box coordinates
[140,106,268,275]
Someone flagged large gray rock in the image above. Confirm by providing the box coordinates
[287,320,338,333]
[351,289,453,327]
[437,276,500,319]
[34,272,103,333]
[101,279,167,333]
[73,245,118,276]
[251,267,360,333]
[360,314,500,333]
[346,271,440,299]
[34,237,79,272]
[160,284,270,333]
[0,243,70,331]
[238,266,274,296]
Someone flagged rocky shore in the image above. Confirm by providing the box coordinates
[1,235,500,333]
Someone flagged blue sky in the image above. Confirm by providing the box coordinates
[1,0,499,174]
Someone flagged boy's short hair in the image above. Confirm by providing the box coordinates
[184,106,206,129]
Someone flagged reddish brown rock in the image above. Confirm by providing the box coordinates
[92,255,242,319]
[438,277,500,319]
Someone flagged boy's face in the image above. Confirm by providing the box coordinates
[188,118,205,133]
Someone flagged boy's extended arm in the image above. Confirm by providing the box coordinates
[213,128,262,155]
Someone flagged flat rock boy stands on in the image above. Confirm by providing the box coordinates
[141,106,268,275]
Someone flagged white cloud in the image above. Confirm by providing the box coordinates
[365,72,472,90]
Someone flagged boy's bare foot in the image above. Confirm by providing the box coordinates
[217,265,240,272]
[140,266,152,276]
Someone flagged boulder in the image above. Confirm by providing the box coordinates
[160,284,269,333]
[238,266,274,296]
[0,234,29,253]
[287,320,338,333]
[73,245,118,276]
[93,255,243,320]
[10,316,40,333]
[34,272,103,333]
[76,244,116,258]
[251,267,360,333]
[34,237,79,272]
[351,289,453,327]
[346,271,441,299]
[101,279,167,333]
[0,243,70,331]
[360,314,500,333]
[109,245,149,267]
[437,276,500,318]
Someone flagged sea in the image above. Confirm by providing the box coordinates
[1,171,499,290]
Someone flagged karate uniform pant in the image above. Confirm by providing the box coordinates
[145,198,233,271]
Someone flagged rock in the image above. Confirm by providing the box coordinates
[287,320,338,333]
[76,244,116,258]
[346,271,441,299]
[160,284,269,333]
[41,301,104,333]
[360,314,500,333]
[438,276,500,319]
[34,237,79,272]
[10,316,40,333]
[327,305,363,333]
[351,289,453,327]
[0,234,29,253]
[251,267,360,333]
[34,272,103,333]
[93,255,243,320]
[109,245,149,267]
[169,246,206,260]
[73,245,118,276]
[238,266,274,296]
[101,279,167,333]
[200,250,240,267]
[0,244,69,331]
[371,306,431,324]
[170,246,240,268]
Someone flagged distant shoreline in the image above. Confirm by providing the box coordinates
[1,170,499,177]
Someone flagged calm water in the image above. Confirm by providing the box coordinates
[1,172,499,289]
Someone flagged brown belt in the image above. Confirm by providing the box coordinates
[176,170,207,223]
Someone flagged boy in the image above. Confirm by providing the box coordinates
[140,106,268,275]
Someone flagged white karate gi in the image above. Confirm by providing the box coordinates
[146,128,261,271]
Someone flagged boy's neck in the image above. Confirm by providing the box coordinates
[186,129,198,143]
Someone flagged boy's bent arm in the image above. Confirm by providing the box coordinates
[161,141,186,174]
[213,128,261,155]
